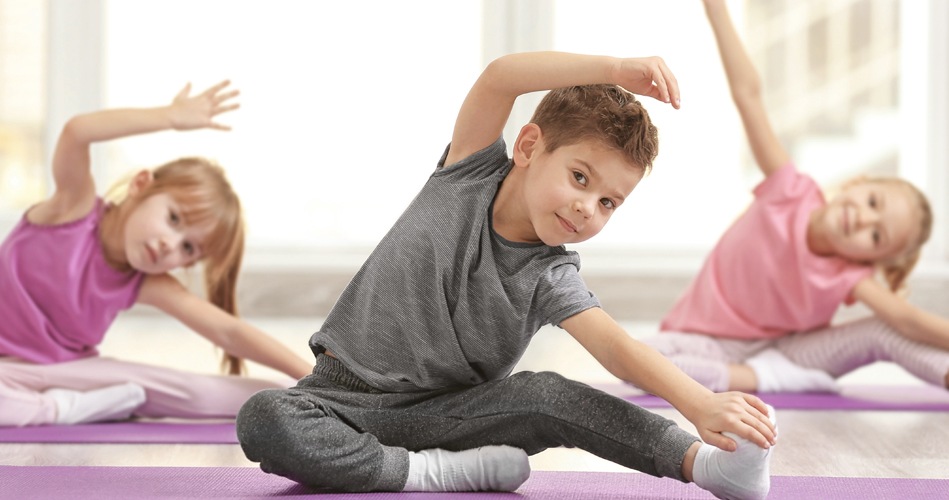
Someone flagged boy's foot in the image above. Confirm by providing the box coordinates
[691,405,776,500]
[403,445,530,492]
[747,348,838,392]
[45,382,147,425]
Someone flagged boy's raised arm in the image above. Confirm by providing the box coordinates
[445,52,679,166]
[703,0,789,176]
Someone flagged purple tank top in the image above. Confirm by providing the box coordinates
[0,199,144,363]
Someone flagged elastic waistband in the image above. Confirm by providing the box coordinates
[313,352,381,394]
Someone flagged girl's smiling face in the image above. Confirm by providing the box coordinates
[810,180,921,263]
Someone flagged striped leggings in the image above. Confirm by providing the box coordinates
[644,317,949,392]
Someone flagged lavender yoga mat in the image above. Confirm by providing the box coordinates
[0,421,237,444]
[1,467,946,500]
[595,383,949,411]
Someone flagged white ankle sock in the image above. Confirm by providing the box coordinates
[403,445,530,492]
[691,405,776,500]
[747,348,839,393]
[45,382,147,425]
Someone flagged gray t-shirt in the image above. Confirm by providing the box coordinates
[309,137,600,392]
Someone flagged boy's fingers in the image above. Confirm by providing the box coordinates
[703,431,737,452]
[659,62,681,108]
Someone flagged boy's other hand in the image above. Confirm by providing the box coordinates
[691,391,776,451]
[612,56,680,109]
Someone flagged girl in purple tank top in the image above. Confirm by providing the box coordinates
[0,81,311,427]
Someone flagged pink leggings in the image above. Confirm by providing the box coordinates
[0,356,291,427]
[644,317,949,392]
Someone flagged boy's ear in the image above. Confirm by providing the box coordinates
[127,169,154,197]
[512,123,543,168]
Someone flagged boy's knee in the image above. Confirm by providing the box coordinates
[236,389,296,454]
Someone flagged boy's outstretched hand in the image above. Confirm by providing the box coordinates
[169,80,241,131]
[688,391,776,451]
[611,56,680,109]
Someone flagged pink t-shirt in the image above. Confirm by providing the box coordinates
[0,199,145,363]
[660,164,873,340]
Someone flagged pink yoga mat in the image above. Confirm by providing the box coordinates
[595,383,949,411]
[0,466,945,499]
[0,421,237,444]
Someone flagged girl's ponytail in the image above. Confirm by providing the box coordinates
[146,157,249,375]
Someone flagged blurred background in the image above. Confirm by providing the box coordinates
[1,0,947,323]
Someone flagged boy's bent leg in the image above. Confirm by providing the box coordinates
[236,388,408,492]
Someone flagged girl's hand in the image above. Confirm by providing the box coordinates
[612,56,680,109]
[169,80,240,131]
[688,391,776,451]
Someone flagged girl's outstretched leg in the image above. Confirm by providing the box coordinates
[776,317,949,387]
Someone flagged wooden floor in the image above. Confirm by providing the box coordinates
[2,314,948,480]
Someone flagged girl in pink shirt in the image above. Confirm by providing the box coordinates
[0,81,312,427]
[644,0,948,394]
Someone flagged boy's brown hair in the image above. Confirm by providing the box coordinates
[529,84,659,174]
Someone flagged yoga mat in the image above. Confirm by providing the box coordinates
[0,421,237,444]
[0,467,946,500]
[595,383,949,411]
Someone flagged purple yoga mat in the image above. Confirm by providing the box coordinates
[594,383,949,411]
[0,467,946,500]
[0,421,237,444]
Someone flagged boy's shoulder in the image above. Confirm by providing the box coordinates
[435,136,509,178]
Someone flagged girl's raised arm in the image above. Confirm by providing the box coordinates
[36,82,239,224]
[704,0,789,177]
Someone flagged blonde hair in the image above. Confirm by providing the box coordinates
[871,178,933,294]
[109,157,247,375]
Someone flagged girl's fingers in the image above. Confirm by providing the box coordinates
[175,82,192,101]
[213,103,240,116]
[214,89,240,105]
[201,79,232,97]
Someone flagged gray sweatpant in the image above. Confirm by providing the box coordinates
[236,353,698,492]
[645,317,949,391]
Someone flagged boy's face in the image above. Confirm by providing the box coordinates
[522,139,642,246]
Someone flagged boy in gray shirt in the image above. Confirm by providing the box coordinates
[237,51,777,500]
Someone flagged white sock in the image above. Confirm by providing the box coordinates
[45,382,147,425]
[403,445,530,492]
[691,405,776,500]
[747,348,839,393]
